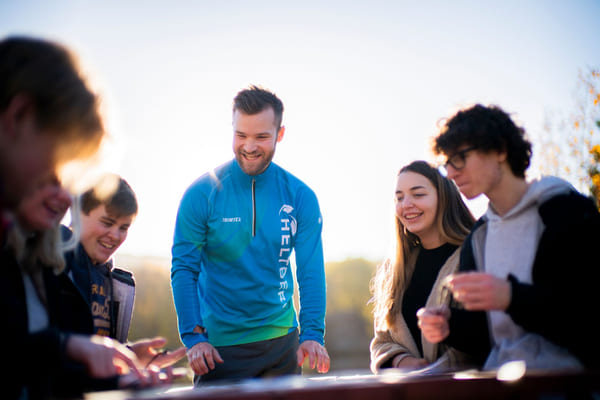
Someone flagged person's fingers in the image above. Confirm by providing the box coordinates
[187,343,221,376]
[198,350,220,374]
[454,287,481,306]
[296,347,306,366]
[170,346,187,360]
[154,336,168,344]
[147,337,168,350]
[164,366,174,383]
[117,344,142,368]
[187,351,200,375]
[296,342,330,372]
[308,350,317,369]
[452,282,478,298]
[213,348,224,364]
[418,314,446,327]
[189,361,199,376]
[204,350,215,370]
[450,272,485,285]
[316,350,324,372]
[423,332,442,343]
[147,366,161,387]
[133,336,166,348]
[193,357,208,375]
[191,357,207,376]
[417,305,450,319]
[318,351,330,373]
[114,350,144,380]
[113,357,129,375]
[451,274,504,306]
[420,317,449,343]
[324,351,331,372]
[455,288,490,310]
[154,346,187,368]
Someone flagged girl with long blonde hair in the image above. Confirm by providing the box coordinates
[370,160,474,372]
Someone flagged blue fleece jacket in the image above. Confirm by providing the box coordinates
[171,159,326,349]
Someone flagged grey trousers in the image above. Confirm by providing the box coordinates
[194,329,301,385]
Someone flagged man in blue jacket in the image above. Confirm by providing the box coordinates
[172,85,330,384]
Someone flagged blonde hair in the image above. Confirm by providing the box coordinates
[7,222,65,275]
[370,161,475,329]
[6,200,81,304]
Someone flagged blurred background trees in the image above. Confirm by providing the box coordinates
[122,255,181,350]
[536,67,600,208]
[322,258,376,372]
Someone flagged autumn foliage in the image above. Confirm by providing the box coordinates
[538,68,600,209]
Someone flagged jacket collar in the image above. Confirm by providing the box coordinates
[231,158,277,184]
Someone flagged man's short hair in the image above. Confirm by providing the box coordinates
[0,36,104,159]
[81,174,138,218]
[233,85,284,130]
[434,104,532,178]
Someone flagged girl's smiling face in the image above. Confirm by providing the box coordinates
[395,171,439,247]
[17,174,71,231]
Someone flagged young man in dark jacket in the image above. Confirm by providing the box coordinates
[418,104,600,370]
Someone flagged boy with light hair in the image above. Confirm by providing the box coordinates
[65,173,185,368]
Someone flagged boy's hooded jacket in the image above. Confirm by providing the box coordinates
[446,177,600,370]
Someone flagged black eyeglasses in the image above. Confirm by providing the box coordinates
[444,146,477,171]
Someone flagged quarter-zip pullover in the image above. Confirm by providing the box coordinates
[171,159,326,348]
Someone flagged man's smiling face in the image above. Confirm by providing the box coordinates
[232,107,284,176]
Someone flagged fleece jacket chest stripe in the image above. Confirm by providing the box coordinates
[252,179,256,237]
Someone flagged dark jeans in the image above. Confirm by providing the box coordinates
[194,329,301,385]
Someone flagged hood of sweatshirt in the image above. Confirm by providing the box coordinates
[485,176,574,222]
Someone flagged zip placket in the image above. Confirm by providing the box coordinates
[251,179,256,236]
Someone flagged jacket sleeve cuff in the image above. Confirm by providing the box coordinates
[299,331,324,346]
[506,274,520,314]
[182,332,209,349]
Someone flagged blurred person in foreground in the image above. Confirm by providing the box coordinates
[2,174,163,399]
[0,35,175,399]
[63,173,186,370]
[172,85,329,384]
[417,104,600,370]
[370,161,476,373]
[0,35,103,243]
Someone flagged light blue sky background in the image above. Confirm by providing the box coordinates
[2,1,599,262]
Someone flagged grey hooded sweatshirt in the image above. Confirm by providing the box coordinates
[476,176,583,370]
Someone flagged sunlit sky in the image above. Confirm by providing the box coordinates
[2,1,599,263]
